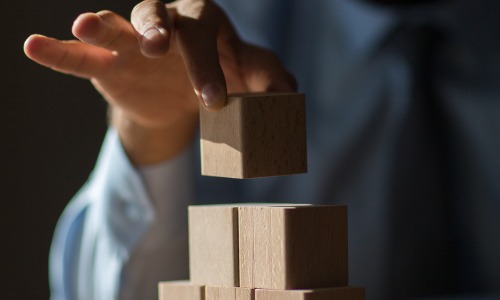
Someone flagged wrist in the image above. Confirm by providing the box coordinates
[111,108,199,166]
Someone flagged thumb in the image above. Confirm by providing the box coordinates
[131,0,172,58]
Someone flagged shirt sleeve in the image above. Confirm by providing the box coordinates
[49,128,194,300]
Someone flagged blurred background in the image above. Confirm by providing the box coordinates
[0,0,136,298]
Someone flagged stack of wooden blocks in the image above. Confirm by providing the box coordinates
[158,204,365,299]
[159,93,364,298]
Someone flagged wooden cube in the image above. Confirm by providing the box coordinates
[189,205,240,286]
[255,287,365,300]
[158,281,205,300]
[239,205,348,289]
[189,204,296,287]
[206,286,255,300]
[200,92,307,178]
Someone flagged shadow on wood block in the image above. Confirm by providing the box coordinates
[200,92,307,178]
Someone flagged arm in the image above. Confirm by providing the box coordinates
[25,0,296,298]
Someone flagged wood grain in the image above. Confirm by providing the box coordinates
[255,287,365,300]
[239,205,348,289]
[200,92,307,178]
[158,281,205,300]
[189,205,240,287]
[206,286,255,300]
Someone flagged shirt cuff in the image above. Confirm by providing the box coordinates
[86,127,196,249]
[85,128,154,251]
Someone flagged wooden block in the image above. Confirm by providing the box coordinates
[255,287,365,300]
[200,92,307,178]
[239,205,348,289]
[206,286,254,300]
[189,203,298,287]
[158,281,205,300]
[189,205,240,287]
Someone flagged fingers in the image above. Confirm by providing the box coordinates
[173,0,228,110]
[131,0,171,58]
[131,0,227,110]
[176,17,227,110]
[24,34,114,79]
[239,44,298,93]
[24,11,138,79]
[72,11,138,55]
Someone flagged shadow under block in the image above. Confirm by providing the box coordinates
[189,205,239,287]
[239,205,348,290]
[158,281,205,300]
[200,92,307,178]
[255,287,365,300]
[206,286,255,300]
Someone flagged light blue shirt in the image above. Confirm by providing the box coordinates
[49,0,500,299]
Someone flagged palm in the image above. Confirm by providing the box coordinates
[25,11,205,130]
[92,44,198,129]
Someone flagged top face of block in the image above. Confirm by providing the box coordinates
[158,281,205,300]
[206,286,254,300]
[239,205,348,290]
[254,287,365,300]
[200,92,307,179]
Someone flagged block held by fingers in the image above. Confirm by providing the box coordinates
[200,92,307,179]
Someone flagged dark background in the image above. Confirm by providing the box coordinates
[1,0,136,298]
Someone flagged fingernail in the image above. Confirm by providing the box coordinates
[143,26,166,43]
[201,84,223,107]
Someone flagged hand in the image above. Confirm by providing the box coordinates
[24,0,296,165]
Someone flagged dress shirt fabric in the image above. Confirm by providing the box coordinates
[49,130,192,300]
[49,0,500,299]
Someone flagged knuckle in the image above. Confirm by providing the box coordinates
[131,1,146,16]
[132,0,167,32]
[96,10,114,20]
[54,49,69,69]
[102,28,123,49]
[74,52,87,74]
